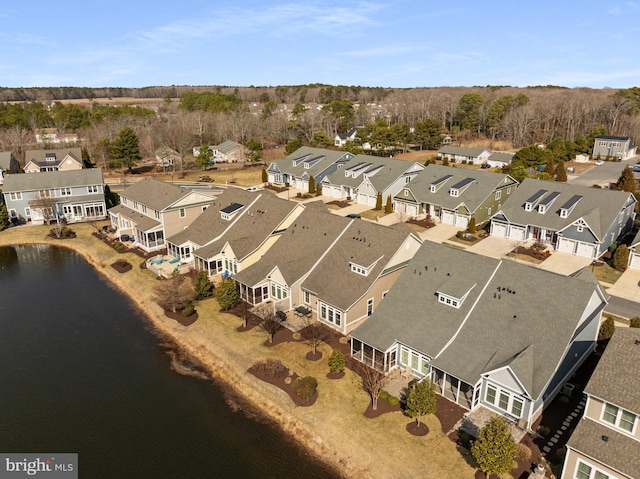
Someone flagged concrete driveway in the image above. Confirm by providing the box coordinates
[606,268,640,302]
[569,159,631,187]
[419,223,463,243]
[467,235,516,259]
[537,252,592,275]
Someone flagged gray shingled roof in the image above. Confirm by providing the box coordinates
[233,206,351,287]
[301,221,414,311]
[397,164,516,213]
[487,151,514,163]
[584,327,640,414]
[567,417,640,479]
[323,154,423,194]
[438,146,490,157]
[167,188,260,247]
[630,229,640,250]
[0,152,15,170]
[24,148,82,166]
[193,192,299,261]
[108,204,161,231]
[215,140,241,155]
[268,147,353,180]
[496,178,635,240]
[351,243,602,399]
[120,177,195,211]
[2,168,104,192]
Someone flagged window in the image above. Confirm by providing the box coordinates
[511,398,523,417]
[404,190,408,196]
[495,190,501,200]
[499,392,509,410]
[142,205,147,214]
[602,403,637,433]
[577,225,584,233]
[133,201,138,210]
[560,209,569,218]
[400,347,408,365]
[525,203,533,212]
[304,291,310,304]
[449,189,459,197]
[319,303,342,327]
[507,187,511,194]
[9,209,17,218]
[60,187,72,196]
[486,385,496,405]
[270,283,288,300]
[155,211,160,219]
[410,353,419,370]
[9,192,22,201]
[575,461,612,479]
[367,298,374,316]
[179,208,186,218]
[24,207,31,219]
[420,358,430,375]
[39,189,52,198]
[351,263,368,276]
[87,185,98,193]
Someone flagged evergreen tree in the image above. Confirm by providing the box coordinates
[195,270,213,298]
[284,138,302,155]
[468,216,476,233]
[328,350,346,374]
[245,138,263,162]
[215,277,240,311]
[613,244,629,271]
[598,317,615,341]
[375,192,383,210]
[617,166,637,193]
[261,168,268,183]
[555,161,568,182]
[110,127,141,172]
[543,158,555,175]
[195,144,213,170]
[442,157,450,166]
[471,416,517,478]
[315,183,322,196]
[385,195,393,213]
[405,380,437,426]
[308,175,315,194]
[630,316,640,328]
[0,202,9,230]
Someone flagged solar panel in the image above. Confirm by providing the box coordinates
[345,162,365,172]
[450,177,475,190]
[220,202,244,214]
[430,174,453,187]
[525,189,547,205]
[560,194,582,211]
[538,191,560,208]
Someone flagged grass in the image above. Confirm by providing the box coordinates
[591,262,624,284]
[506,251,545,264]
[359,208,391,221]
[0,223,476,479]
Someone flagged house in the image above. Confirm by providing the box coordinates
[34,128,78,145]
[350,243,607,428]
[0,151,20,185]
[300,221,422,334]
[213,140,244,163]
[155,146,181,168]
[168,189,304,277]
[267,147,355,191]
[334,127,358,147]
[233,204,352,308]
[628,230,640,270]
[437,146,491,165]
[23,148,83,173]
[108,178,216,252]
[490,179,636,259]
[321,155,425,206]
[592,136,637,161]
[486,151,514,168]
[2,168,106,225]
[561,328,640,479]
[393,164,518,227]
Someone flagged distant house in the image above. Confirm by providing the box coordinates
[628,230,640,270]
[155,146,181,168]
[351,243,607,428]
[321,155,424,206]
[490,179,636,259]
[213,140,245,163]
[334,127,358,147]
[23,148,83,173]
[2,168,106,225]
[0,151,20,185]
[267,147,355,191]
[592,136,637,161]
[561,328,640,479]
[108,178,216,252]
[437,146,491,165]
[394,164,518,227]
[486,151,514,168]
[34,128,78,145]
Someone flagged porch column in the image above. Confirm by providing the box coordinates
[441,372,447,395]
[455,380,461,404]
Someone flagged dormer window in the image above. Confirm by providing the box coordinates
[449,189,459,197]
[220,202,244,221]
[559,195,581,219]
[437,294,460,308]
[404,190,409,196]
[538,205,546,214]
[351,263,369,276]
[436,280,475,309]
[560,209,569,218]
[430,185,437,193]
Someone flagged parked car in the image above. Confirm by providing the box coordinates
[480,163,491,169]
[198,175,213,182]
[633,165,640,173]
[346,213,361,219]
[595,160,604,166]
[246,186,263,192]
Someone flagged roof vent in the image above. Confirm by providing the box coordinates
[635,339,640,345]
[602,435,609,442]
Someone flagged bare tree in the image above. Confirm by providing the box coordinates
[356,361,389,411]
[153,272,195,313]
[301,318,330,356]
[28,192,58,225]
[255,304,283,343]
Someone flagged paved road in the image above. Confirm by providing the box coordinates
[604,295,640,319]
[569,157,639,186]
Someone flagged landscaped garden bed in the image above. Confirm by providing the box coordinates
[248,359,318,407]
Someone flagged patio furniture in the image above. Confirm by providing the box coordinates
[168,256,180,264]
[276,311,287,322]
[295,306,312,318]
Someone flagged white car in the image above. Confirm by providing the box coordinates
[595,160,604,165]
[246,186,263,192]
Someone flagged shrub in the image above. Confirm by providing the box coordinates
[468,216,476,234]
[215,277,240,311]
[253,359,288,377]
[328,349,346,373]
[630,316,640,328]
[113,241,125,252]
[613,244,629,271]
[532,239,546,251]
[181,302,196,317]
[292,376,318,401]
[379,390,389,401]
[195,270,213,298]
[516,443,532,461]
[598,317,615,341]
[387,395,399,406]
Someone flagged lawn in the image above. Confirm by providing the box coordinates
[359,208,391,221]
[0,223,477,479]
[591,261,624,284]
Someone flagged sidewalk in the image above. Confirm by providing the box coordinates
[606,268,640,302]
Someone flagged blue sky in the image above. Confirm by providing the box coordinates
[2,1,639,89]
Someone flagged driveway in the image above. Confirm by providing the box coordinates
[467,235,516,259]
[418,223,463,244]
[605,268,640,302]
[537,252,592,275]
[569,159,631,187]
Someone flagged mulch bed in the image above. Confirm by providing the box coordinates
[264,184,288,193]
[364,398,402,418]
[406,421,429,436]
[305,350,323,361]
[263,327,297,347]
[163,309,199,326]
[111,260,132,273]
[511,246,551,261]
[48,233,77,239]
[326,200,351,208]
[435,395,467,435]
[326,371,345,380]
[407,218,435,229]
[247,367,317,407]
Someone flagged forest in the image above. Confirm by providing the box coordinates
[0,84,638,173]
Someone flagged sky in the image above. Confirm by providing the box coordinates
[1,0,639,89]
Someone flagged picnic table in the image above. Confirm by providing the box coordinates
[295,306,312,318]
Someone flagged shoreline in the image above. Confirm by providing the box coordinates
[1,237,354,479]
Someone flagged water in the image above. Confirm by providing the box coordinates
[0,244,341,479]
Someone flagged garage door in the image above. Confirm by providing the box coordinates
[406,204,418,217]
[630,253,640,270]
[509,226,526,241]
[557,238,576,254]
[575,242,596,259]
[455,215,469,229]
[492,222,508,238]
[441,210,455,225]
[329,186,342,198]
